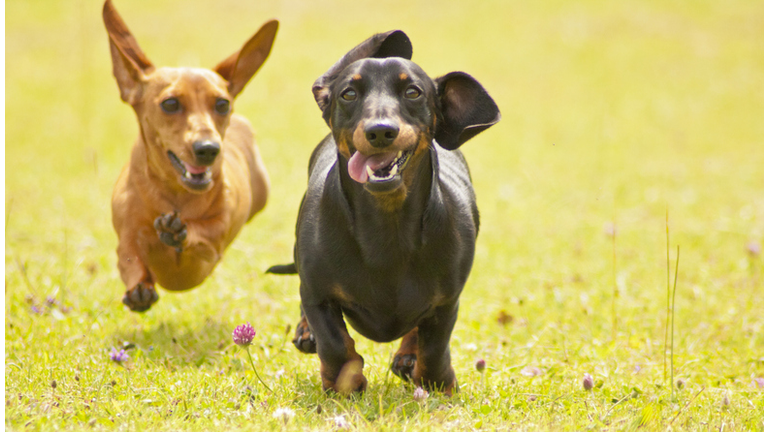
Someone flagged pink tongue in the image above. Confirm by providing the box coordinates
[347,151,397,183]
[184,162,208,175]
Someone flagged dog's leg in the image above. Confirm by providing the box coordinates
[116,238,158,312]
[303,300,367,394]
[412,303,459,395]
[391,327,418,381]
[292,306,317,353]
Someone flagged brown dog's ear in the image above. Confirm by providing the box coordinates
[214,20,279,99]
[312,30,412,116]
[103,0,154,105]
[434,72,500,150]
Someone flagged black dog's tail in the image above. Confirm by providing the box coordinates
[265,263,298,275]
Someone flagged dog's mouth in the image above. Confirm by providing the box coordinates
[347,149,413,191]
[167,151,212,191]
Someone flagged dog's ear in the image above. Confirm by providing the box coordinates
[312,30,412,116]
[434,72,500,150]
[103,0,154,105]
[214,20,279,98]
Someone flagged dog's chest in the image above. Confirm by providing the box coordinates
[334,273,447,341]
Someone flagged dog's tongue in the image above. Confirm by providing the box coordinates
[347,151,397,183]
[183,161,208,175]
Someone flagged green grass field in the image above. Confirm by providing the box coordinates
[5,0,763,430]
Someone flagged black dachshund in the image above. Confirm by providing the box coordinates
[269,30,500,395]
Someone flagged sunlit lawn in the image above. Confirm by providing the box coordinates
[5,0,763,430]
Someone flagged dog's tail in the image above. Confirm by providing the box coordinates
[265,263,298,275]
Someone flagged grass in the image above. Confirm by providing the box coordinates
[5,0,763,430]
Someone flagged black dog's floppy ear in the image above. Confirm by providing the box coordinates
[312,30,412,116]
[434,72,501,150]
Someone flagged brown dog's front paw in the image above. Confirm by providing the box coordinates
[391,353,417,381]
[292,316,317,353]
[122,282,159,312]
[154,212,187,251]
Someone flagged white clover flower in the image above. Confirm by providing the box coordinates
[332,415,351,429]
[273,407,295,423]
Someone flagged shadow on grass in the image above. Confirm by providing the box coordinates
[112,317,236,368]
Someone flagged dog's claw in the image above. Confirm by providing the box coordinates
[391,353,417,381]
[169,216,183,232]
[154,212,187,250]
[122,282,159,312]
[292,318,317,354]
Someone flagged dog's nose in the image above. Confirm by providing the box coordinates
[192,140,220,165]
[364,121,399,148]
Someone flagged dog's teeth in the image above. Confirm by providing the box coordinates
[184,171,191,179]
[397,151,402,158]
[204,170,212,181]
[390,164,398,176]
[366,166,375,178]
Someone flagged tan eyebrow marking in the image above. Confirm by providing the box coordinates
[351,74,362,81]
[399,73,408,80]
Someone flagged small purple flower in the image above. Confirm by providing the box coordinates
[413,387,429,402]
[109,348,129,363]
[475,359,486,372]
[521,365,543,377]
[582,373,594,391]
[233,322,273,393]
[233,322,256,346]
[332,415,351,429]
[755,377,764,389]
[746,241,761,256]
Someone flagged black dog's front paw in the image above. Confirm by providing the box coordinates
[391,353,417,381]
[292,316,317,353]
[154,211,187,251]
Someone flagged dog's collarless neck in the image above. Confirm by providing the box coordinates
[334,144,441,265]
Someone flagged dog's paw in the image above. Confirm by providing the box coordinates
[154,212,187,251]
[122,282,159,312]
[292,316,317,354]
[391,353,417,381]
[329,359,367,395]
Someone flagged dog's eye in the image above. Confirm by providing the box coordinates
[214,98,230,115]
[404,86,422,100]
[160,98,181,114]
[341,89,357,101]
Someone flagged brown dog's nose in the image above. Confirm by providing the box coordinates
[193,140,220,165]
[365,122,399,148]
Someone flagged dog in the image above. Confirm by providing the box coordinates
[268,30,500,394]
[104,0,278,312]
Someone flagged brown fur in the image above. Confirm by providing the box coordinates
[104,0,278,311]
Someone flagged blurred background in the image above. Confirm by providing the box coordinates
[5,0,763,408]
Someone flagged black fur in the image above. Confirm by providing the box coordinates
[272,31,499,393]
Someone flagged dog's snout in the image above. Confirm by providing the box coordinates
[364,122,399,148]
[192,140,221,165]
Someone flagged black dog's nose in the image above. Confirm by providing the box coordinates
[365,122,399,148]
[192,140,220,165]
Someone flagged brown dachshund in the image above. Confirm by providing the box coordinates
[104,0,277,312]
[268,31,500,395]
